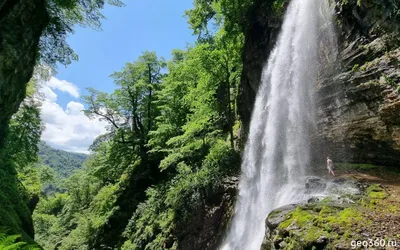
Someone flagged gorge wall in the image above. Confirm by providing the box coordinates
[0,0,48,147]
[237,0,400,167]
[0,0,48,240]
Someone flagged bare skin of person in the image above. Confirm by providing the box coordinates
[327,156,335,176]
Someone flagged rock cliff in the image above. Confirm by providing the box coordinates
[237,0,286,135]
[314,0,400,166]
[178,177,238,250]
[0,0,48,148]
[237,0,400,167]
[0,0,48,240]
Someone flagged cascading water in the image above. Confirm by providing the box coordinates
[222,0,338,249]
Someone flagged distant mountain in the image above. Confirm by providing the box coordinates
[38,142,88,178]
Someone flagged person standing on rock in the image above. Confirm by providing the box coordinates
[327,156,335,176]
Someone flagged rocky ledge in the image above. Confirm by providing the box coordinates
[262,177,400,250]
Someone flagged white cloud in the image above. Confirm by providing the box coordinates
[39,77,108,153]
[40,85,57,102]
[46,77,80,98]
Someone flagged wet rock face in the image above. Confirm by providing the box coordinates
[305,177,327,193]
[314,0,400,167]
[236,0,286,136]
[314,0,400,166]
[238,0,400,166]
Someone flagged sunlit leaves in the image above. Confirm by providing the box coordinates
[40,0,124,67]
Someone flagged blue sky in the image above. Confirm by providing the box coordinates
[57,0,196,107]
[40,0,196,152]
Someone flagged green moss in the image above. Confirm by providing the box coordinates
[319,205,336,215]
[338,208,363,225]
[0,160,35,241]
[285,239,303,250]
[303,227,329,242]
[278,207,313,229]
[366,184,388,199]
[271,0,288,17]
[275,203,370,249]
[384,75,396,87]
[351,64,360,72]
[268,208,285,219]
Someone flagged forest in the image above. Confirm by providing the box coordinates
[0,0,249,249]
[0,0,399,249]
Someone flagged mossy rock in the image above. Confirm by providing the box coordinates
[0,160,35,241]
[263,181,385,249]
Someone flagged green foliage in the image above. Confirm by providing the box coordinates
[123,140,238,249]
[40,0,124,67]
[0,229,41,250]
[351,63,360,72]
[185,0,253,40]
[365,184,388,200]
[0,91,44,242]
[33,193,69,249]
[5,99,43,168]
[38,141,87,179]
[272,0,288,17]
[33,170,106,249]
[33,0,245,248]
[33,12,244,246]
[0,0,125,247]
[83,51,167,183]
[1,1,396,249]
[335,162,379,170]
[17,166,41,202]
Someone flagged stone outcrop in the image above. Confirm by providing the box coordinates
[237,0,400,166]
[178,177,238,250]
[0,0,48,147]
[237,0,288,135]
[262,180,400,250]
[314,0,400,166]
[0,0,49,240]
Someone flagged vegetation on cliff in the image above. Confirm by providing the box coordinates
[33,33,243,250]
[0,0,122,244]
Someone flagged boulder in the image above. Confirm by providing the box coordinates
[305,176,327,192]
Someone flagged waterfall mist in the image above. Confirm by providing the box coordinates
[222,0,338,249]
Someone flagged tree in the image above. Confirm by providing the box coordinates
[193,32,242,149]
[84,51,166,180]
[148,50,192,153]
[185,0,253,40]
[40,0,124,67]
[4,81,44,168]
[0,0,124,149]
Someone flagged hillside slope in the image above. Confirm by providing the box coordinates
[38,142,87,178]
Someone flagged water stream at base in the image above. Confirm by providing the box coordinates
[221,0,338,249]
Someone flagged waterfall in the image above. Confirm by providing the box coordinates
[222,0,338,249]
